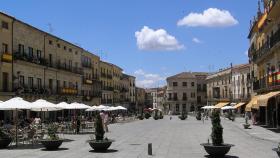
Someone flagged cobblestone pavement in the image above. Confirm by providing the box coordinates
[0,116,279,158]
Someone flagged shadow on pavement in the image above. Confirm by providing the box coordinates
[41,147,69,151]
[204,155,239,158]
[89,149,118,153]
[7,144,43,150]
[63,139,74,142]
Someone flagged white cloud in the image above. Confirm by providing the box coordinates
[177,8,238,27]
[134,69,166,88]
[192,37,202,43]
[135,26,184,51]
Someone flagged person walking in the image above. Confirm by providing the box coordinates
[168,110,172,120]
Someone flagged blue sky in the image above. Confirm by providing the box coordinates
[1,0,259,88]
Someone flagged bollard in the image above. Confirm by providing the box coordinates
[148,143,152,155]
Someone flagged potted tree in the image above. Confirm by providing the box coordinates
[153,110,159,120]
[178,112,187,120]
[145,112,151,119]
[196,111,202,120]
[0,128,12,149]
[137,112,144,120]
[88,113,113,151]
[40,124,63,150]
[201,110,234,157]
[159,111,164,119]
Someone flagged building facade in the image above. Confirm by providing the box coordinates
[0,12,135,111]
[165,72,208,114]
[248,0,280,127]
[207,64,251,107]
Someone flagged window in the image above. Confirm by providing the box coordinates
[203,84,206,91]
[182,82,187,87]
[182,104,186,112]
[197,84,201,91]
[49,54,52,66]
[182,93,187,101]
[191,92,196,98]
[28,77,34,88]
[37,78,42,89]
[176,104,179,112]
[75,51,78,55]
[18,44,24,54]
[2,21,8,29]
[63,81,67,87]
[28,47,33,57]
[57,43,60,48]
[2,43,8,53]
[69,60,72,69]
[173,82,178,87]
[19,76,25,86]
[69,48,72,52]
[37,50,42,59]
[191,82,195,87]
[2,72,8,92]
[64,46,66,50]
[49,40,53,45]
[173,93,178,100]
[49,79,53,91]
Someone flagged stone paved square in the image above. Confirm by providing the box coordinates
[0,116,279,158]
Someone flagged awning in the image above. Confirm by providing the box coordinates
[245,96,259,111]
[233,102,246,109]
[214,102,229,109]
[257,91,280,107]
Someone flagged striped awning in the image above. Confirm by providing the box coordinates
[233,102,246,109]
[214,102,229,109]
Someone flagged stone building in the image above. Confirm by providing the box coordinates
[247,0,280,127]
[0,12,135,112]
[165,72,208,114]
[136,87,145,112]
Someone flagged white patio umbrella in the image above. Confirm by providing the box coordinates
[31,99,62,111]
[94,105,110,111]
[85,106,98,112]
[0,97,32,146]
[201,106,215,110]
[221,106,235,110]
[56,102,70,109]
[67,102,91,110]
[116,106,127,110]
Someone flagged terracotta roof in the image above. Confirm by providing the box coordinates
[167,72,208,80]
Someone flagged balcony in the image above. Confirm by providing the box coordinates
[250,28,280,63]
[253,73,280,92]
[107,74,113,79]
[56,62,83,75]
[2,53,12,62]
[101,73,106,78]
[102,86,114,91]
[82,63,91,69]
[60,87,78,95]
[83,78,93,85]
[13,52,48,66]
[121,88,129,93]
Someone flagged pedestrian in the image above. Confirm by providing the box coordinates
[76,117,81,134]
[104,111,109,132]
[168,110,172,120]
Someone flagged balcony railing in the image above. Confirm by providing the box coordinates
[250,28,280,63]
[102,86,114,91]
[82,63,91,68]
[2,52,12,62]
[253,72,280,92]
[13,52,48,66]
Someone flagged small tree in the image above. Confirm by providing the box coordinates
[95,114,105,141]
[47,124,59,140]
[211,110,223,145]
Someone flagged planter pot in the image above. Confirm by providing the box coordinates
[243,124,250,129]
[88,139,113,151]
[196,117,201,120]
[273,148,280,157]
[41,139,63,150]
[0,138,12,149]
[201,143,234,157]
[139,117,144,120]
